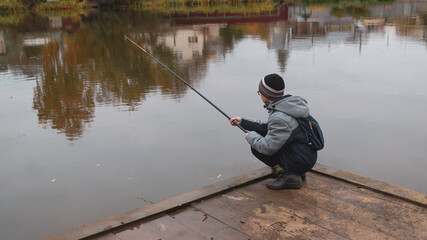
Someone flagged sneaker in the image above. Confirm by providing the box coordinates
[272,170,306,180]
[266,173,302,190]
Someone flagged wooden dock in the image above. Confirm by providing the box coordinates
[46,163,427,240]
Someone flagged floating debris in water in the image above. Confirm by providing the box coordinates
[217,174,222,179]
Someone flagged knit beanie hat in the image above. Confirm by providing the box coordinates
[258,73,285,100]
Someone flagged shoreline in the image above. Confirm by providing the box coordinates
[3,0,426,13]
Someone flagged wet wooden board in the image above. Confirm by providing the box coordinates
[131,214,207,240]
[312,163,427,207]
[112,207,256,240]
[303,173,427,235]
[170,207,254,240]
[91,233,120,240]
[238,176,423,239]
[192,192,345,240]
[47,165,426,240]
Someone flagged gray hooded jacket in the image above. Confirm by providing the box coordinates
[244,95,310,156]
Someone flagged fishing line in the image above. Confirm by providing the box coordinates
[125,35,247,133]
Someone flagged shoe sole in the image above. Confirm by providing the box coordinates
[266,182,302,190]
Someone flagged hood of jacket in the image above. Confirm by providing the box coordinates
[264,95,310,118]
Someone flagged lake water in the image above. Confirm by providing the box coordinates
[1,1,427,239]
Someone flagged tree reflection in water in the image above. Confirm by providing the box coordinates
[32,12,212,140]
[33,40,95,140]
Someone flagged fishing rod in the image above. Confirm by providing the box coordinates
[124,35,247,133]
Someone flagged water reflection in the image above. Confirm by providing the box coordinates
[11,13,214,139]
[33,40,95,140]
[1,2,425,140]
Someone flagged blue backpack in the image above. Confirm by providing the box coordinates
[296,115,324,150]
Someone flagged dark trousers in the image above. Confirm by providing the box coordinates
[251,147,280,168]
[251,147,317,174]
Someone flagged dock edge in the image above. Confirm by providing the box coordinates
[45,163,427,240]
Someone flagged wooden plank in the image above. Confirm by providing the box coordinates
[191,198,273,240]
[237,187,397,240]
[141,215,208,240]
[192,197,296,240]
[112,214,207,240]
[239,177,426,240]
[44,167,271,240]
[309,172,427,218]
[304,172,427,238]
[114,222,163,240]
[308,171,426,213]
[87,233,120,240]
[193,191,347,240]
[170,206,254,240]
[312,163,427,208]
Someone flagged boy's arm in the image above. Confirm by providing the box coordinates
[246,117,291,156]
[241,118,268,136]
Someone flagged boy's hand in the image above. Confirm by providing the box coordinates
[245,133,248,139]
[229,117,241,126]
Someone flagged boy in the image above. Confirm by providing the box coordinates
[230,73,317,190]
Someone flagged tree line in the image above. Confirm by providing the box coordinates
[1,0,279,12]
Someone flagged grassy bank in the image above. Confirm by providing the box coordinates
[1,0,278,11]
[36,0,87,11]
[0,0,26,12]
[134,1,278,14]
[97,0,282,10]
[0,12,28,25]
[99,0,277,6]
[0,0,86,12]
[301,0,395,7]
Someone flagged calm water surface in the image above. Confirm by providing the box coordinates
[1,1,427,239]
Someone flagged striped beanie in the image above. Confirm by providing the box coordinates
[258,73,285,101]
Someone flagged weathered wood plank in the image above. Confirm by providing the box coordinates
[114,223,162,240]
[193,192,347,240]
[304,173,427,239]
[192,197,296,240]
[239,177,425,240]
[310,172,427,215]
[309,172,427,214]
[114,214,208,240]
[87,233,120,240]
[170,206,254,240]
[312,163,427,208]
[141,215,208,240]
[189,200,266,240]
